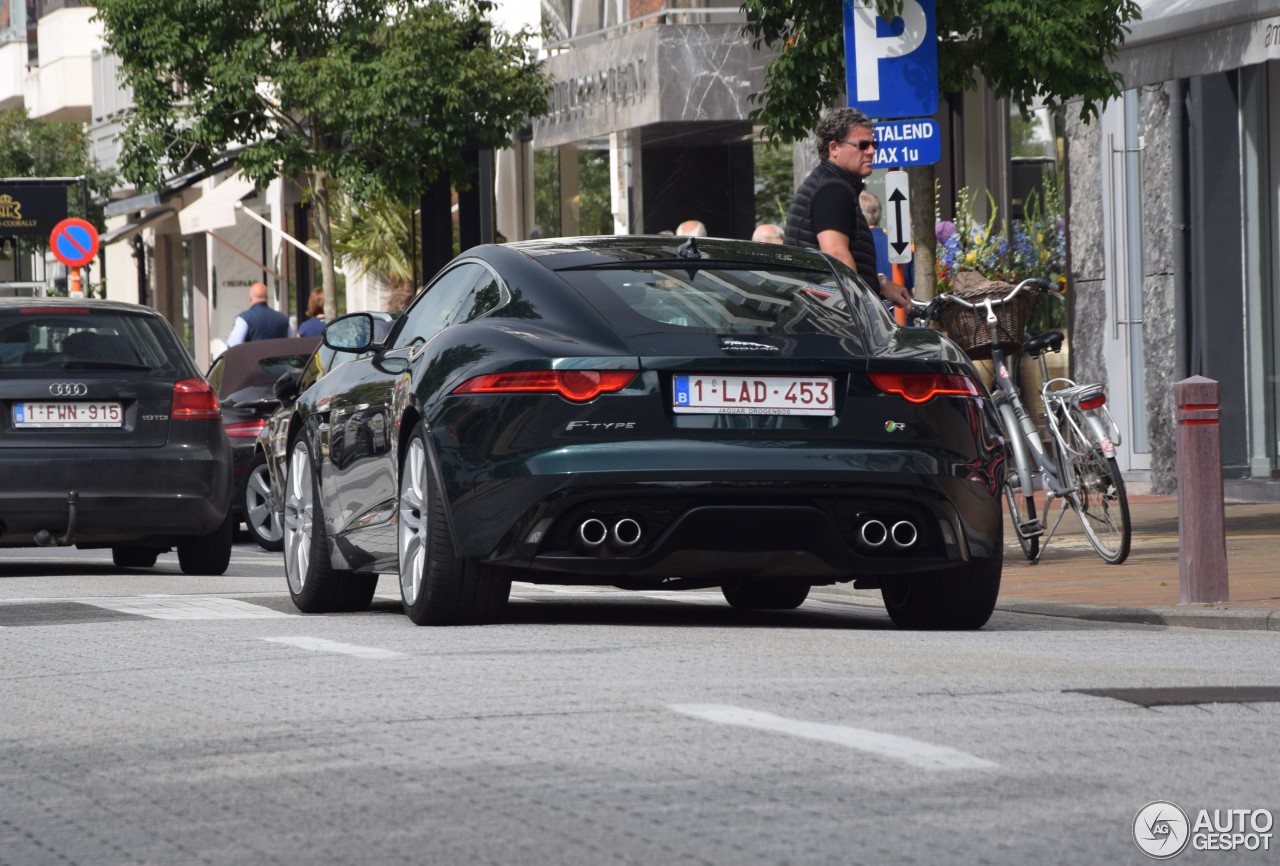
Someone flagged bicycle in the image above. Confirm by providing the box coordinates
[917,277,1131,565]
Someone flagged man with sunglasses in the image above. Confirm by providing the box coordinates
[784,107,911,309]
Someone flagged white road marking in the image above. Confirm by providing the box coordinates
[262,636,407,660]
[81,596,290,620]
[670,704,999,771]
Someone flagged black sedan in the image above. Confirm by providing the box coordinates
[0,298,233,573]
[206,336,321,550]
[279,237,1004,628]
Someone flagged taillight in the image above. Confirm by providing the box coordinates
[172,378,221,420]
[868,371,981,404]
[452,370,637,402]
[224,419,267,439]
[1079,394,1107,411]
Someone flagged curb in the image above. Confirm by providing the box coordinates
[996,601,1280,632]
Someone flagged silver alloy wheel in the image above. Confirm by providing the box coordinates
[245,460,283,544]
[284,442,313,593]
[398,436,428,606]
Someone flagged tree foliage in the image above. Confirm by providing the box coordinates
[94,0,549,316]
[741,0,1142,144]
[0,108,117,224]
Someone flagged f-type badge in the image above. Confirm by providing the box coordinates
[720,339,779,352]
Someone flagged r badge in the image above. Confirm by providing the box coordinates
[885,421,906,433]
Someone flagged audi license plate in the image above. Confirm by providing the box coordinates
[13,401,124,428]
[673,375,835,416]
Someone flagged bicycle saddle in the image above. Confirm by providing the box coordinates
[1021,330,1065,356]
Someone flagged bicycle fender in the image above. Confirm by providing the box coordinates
[998,401,1037,498]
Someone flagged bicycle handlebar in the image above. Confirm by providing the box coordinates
[914,276,1061,322]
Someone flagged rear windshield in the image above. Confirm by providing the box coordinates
[560,266,861,337]
[0,307,186,375]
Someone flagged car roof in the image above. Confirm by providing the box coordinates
[0,297,165,315]
[480,235,837,273]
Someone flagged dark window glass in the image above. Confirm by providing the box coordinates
[560,266,862,337]
[388,264,485,350]
[0,308,183,374]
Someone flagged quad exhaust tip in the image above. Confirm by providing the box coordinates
[890,520,918,548]
[609,517,642,551]
[577,517,608,549]
[859,519,888,548]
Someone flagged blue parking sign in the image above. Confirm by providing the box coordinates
[844,0,938,120]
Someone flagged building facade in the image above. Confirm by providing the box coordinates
[1065,0,1280,498]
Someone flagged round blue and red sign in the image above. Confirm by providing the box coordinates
[50,217,100,269]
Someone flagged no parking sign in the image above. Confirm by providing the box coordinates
[49,218,100,269]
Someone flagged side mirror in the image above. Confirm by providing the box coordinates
[323,312,376,353]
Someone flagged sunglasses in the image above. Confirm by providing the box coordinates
[839,138,878,151]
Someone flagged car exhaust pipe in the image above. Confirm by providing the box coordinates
[608,517,642,552]
[890,520,918,549]
[576,518,608,551]
[859,518,888,548]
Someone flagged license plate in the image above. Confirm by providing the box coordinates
[13,401,124,428]
[673,375,835,416]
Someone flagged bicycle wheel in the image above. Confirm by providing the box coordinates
[1003,483,1040,561]
[1061,413,1131,563]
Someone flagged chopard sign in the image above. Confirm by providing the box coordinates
[49,383,89,396]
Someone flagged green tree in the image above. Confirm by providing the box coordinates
[0,108,116,224]
[322,194,417,313]
[740,0,1141,297]
[94,0,549,318]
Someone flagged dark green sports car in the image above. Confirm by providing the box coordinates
[277,236,1005,628]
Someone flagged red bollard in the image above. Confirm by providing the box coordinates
[1175,376,1229,603]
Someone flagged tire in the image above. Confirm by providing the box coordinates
[1067,442,1131,564]
[721,580,811,610]
[112,546,159,569]
[1003,484,1040,561]
[398,426,510,625]
[177,510,234,576]
[243,453,284,552]
[882,521,1003,630]
[283,437,378,612]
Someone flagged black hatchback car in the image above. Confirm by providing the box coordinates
[278,237,1005,629]
[0,298,233,573]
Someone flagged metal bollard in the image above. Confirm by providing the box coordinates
[1174,376,1229,603]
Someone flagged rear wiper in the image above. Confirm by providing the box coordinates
[60,359,152,371]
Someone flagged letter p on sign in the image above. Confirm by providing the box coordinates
[844,0,938,120]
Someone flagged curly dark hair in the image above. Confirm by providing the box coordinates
[815,107,874,161]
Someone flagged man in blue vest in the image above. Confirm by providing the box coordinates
[784,107,910,310]
[226,282,290,347]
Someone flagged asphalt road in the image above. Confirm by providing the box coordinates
[2,541,1277,865]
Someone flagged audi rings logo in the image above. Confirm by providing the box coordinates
[49,383,88,397]
[1134,801,1191,859]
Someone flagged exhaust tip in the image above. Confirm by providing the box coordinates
[609,517,642,551]
[890,520,918,548]
[859,519,888,548]
[577,518,608,549]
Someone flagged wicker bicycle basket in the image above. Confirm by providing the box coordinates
[939,284,1035,361]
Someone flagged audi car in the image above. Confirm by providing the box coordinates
[0,298,233,573]
[278,237,1005,628]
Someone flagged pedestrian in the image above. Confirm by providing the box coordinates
[226,282,290,347]
[675,219,707,238]
[859,190,914,291]
[296,288,327,337]
[752,223,785,244]
[783,107,910,309]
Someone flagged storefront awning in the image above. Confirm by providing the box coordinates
[99,208,176,245]
[178,173,257,234]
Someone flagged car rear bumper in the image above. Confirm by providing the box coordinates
[0,444,231,546]
[442,440,1003,583]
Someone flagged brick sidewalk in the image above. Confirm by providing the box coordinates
[996,495,1280,610]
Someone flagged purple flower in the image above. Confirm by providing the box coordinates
[935,220,956,243]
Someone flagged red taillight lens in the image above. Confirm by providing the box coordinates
[1079,394,1107,411]
[868,371,981,404]
[172,378,222,420]
[224,419,267,439]
[452,370,637,402]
